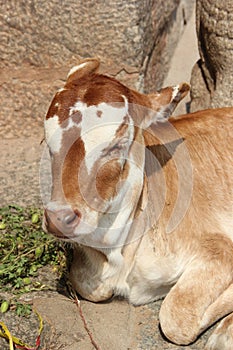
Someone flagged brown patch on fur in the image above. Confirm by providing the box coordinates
[95,159,129,201]
[45,88,80,125]
[60,116,70,129]
[115,115,130,138]
[46,67,148,130]
[96,160,122,200]
[67,58,100,85]
[97,110,103,118]
[72,110,82,124]
[115,122,128,138]
[61,132,85,202]
[75,74,131,106]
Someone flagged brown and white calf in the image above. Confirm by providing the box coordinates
[42,58,233,349]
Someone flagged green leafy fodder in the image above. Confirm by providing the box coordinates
[0,204,66,295]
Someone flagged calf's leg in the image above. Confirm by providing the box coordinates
[159,251,233,347]
[205,311,233,350]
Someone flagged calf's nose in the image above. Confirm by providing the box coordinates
[44,207,81,238]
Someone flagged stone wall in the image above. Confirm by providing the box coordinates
[0,0,195,138]
[190,0,233,111]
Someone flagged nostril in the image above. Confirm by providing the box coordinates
[64,213,78,225]
[43,207,81,237]
[63,208,81,226]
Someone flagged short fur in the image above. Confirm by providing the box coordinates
[43,58,233,349]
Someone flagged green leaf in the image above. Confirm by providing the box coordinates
[31,213,39,224]
[0,222,6,229]
[35,246,43,259]
[1,300,10,313]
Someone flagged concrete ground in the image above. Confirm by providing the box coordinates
[1,8,217,350]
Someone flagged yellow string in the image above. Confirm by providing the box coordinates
[0,322,14,350]
[0,308,43,349]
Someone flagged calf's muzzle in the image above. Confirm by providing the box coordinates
[43,207,81,239]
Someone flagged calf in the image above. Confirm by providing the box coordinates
[42,58,233,349]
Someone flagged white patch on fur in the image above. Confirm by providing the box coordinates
[128,252,190,305]
[51,144,145,253]
[69,100,86,115]
[69,97,132,173]
[45,95,131,164]
[44,115,63,153]
[73,150,144,252]
[67,62,88,78]
[172,85,180,101]
[58,88,66,93]
[44,114,78,153]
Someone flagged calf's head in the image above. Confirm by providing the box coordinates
[42,58,189,248]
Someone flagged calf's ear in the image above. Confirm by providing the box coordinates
[66,58,100,85]
[142,83,190,128]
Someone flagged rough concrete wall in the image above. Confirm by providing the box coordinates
[190,0,233,111]
[0,0,194,139]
